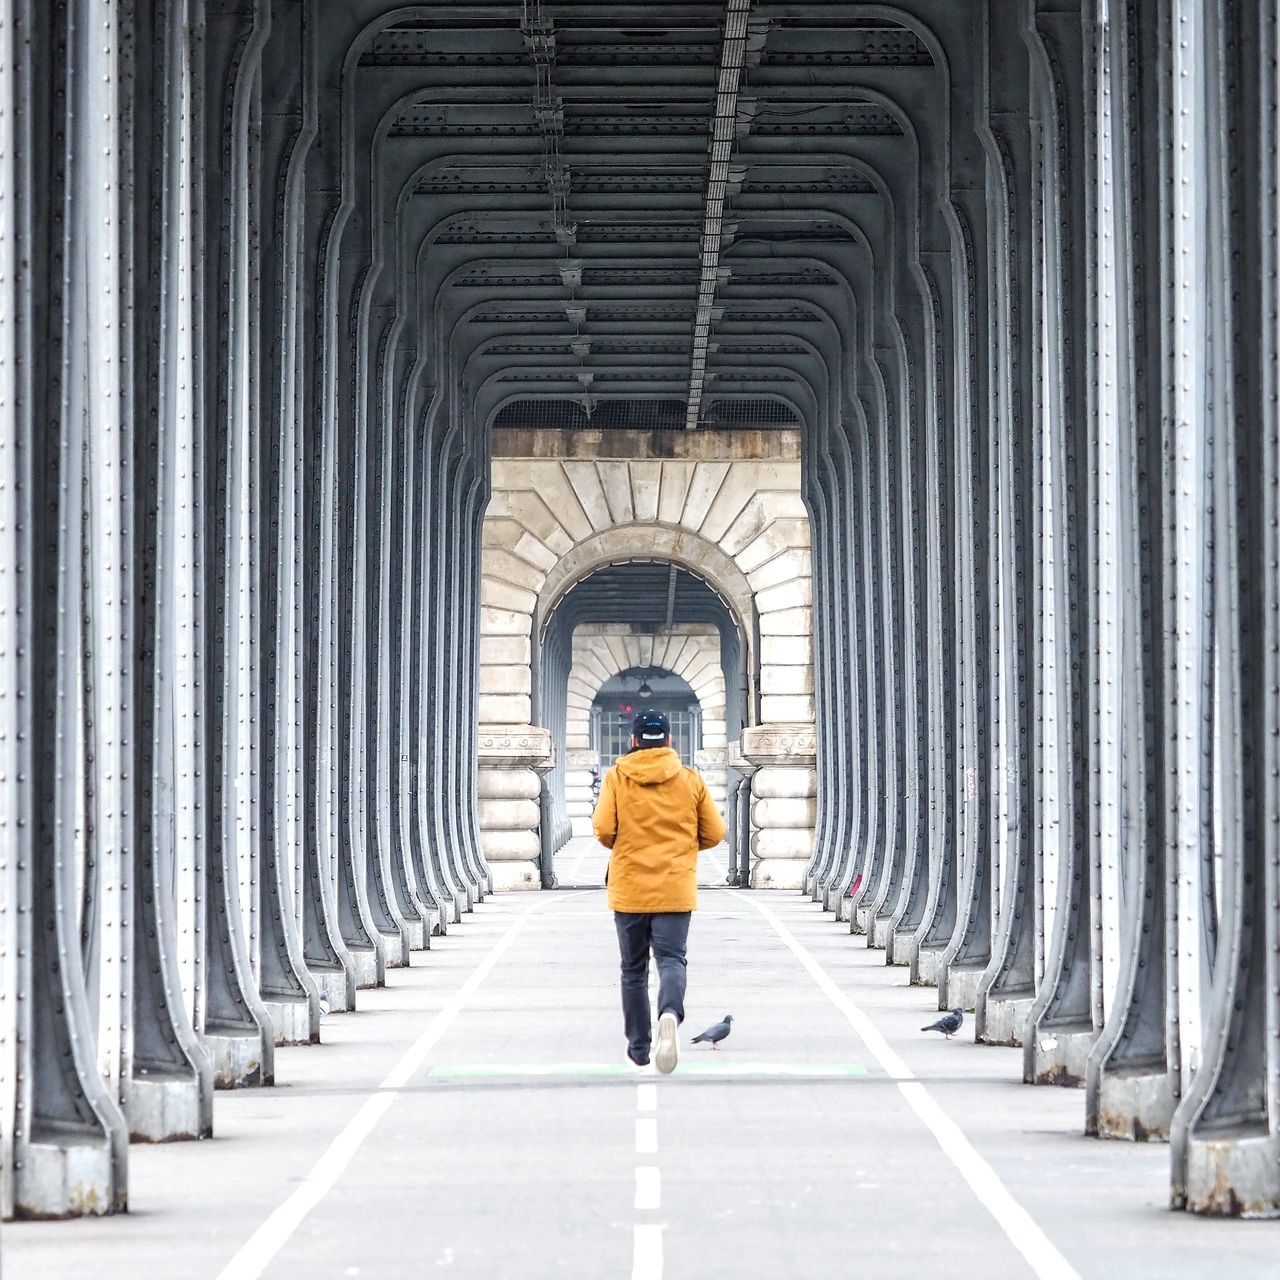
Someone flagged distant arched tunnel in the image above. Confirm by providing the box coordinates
[2,0,1278,1240]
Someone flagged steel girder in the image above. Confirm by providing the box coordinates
[4,0,133,1217]
[1022,1,1105,1089]
[1168,0,1279,1214]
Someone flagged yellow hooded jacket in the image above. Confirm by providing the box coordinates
[592,746,727,913]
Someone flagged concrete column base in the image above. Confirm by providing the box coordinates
[489,860,541,891]
[205,1026,268,1088]
[1025,1022,1094,1086]
[127,1071,210,1141]
[740,726,816,897]
[400,918,428,952]
[347,943,380,990]
[376,928,409,971]
[978,993,1034,1046]
[1181,1131,1280,1217]
[308,963,354,1013]
[750,857,807,889]
[885,926,918,967]
[940,962,984,1012]
[910,945,945,987]
[694,748,729,814]
[869,911,895,950]
[17,1133,117,1217]
[263,995,317,1046]
[477,726,553,892]
[1093,1069,1178,1141]
[565,756,599,838]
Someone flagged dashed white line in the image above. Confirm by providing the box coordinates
[733,892,1081,1280]
[633,1077,664,1277]
[635,1117,659,1155]
[635,1166,662,1211]
[632,1224,664,1280]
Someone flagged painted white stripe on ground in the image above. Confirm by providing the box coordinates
[635,1117,659,1155]
[567,839,598,882]
[632,1224,664,1280]
[635,1166,662,1211]
[637,1082,658,1112]
[702,846,730,883]
[733,892,1080,1280]
[216,898,554,1280]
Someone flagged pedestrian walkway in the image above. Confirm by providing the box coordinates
[8,891,1274,1280]
[554,836,732,889]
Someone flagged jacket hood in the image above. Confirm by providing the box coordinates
[615,747,683,785]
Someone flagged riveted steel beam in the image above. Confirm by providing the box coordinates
[123,0,216,1137]
[1,0,131,1218]
[1023,0,1104,1089]
[972,0,1040,1045]
[252,1,327,1046]
[685,0,756,429]
[1170,0,1280,1214]
[197,0,276,1088]
[1083,0,1182,1144]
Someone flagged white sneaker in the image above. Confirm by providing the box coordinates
[655,1012,679,1075]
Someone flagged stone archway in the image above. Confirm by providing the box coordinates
[478,428,816,891]
[563,625,729,836]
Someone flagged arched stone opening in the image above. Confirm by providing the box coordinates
[478,429,816,892]
[535,561,745,883]
[561,627,729,845]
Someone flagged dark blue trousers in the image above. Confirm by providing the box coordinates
[613,911,690,1063]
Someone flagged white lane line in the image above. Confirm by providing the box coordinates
[635,1117,659,1154]
[217,898,554,1280]
[702,844,730,884]
[632,1224,664,1280]
[635,1166,662,1211]
[732,892,1081,1280]
[637,1082,658,1112]
[567,839,599,882]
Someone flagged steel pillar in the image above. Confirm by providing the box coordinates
[1083,0,1182,1143]
[1023,0,1105,1088]
[1170,0,1280,1215]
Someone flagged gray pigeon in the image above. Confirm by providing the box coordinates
[922,1007,964,1039]
[692,1014,733,1049]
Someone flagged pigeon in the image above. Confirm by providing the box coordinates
[922,1007,964,1039]
[692,1014,733,1049]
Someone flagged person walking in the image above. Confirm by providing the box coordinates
[592,708,726,1074]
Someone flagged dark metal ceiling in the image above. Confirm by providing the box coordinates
[545,562,738,631]
[348,1,938,431]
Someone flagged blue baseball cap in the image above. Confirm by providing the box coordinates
[631,708,671,745]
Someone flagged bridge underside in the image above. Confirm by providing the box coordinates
[2,0,1280,1259]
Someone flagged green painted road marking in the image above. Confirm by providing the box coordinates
[426,1062,869,1079]
[673,1062,868,1077]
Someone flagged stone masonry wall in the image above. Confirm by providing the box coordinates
[478,429,815,889]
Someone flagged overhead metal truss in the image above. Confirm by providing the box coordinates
[1,0,1277,1227]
